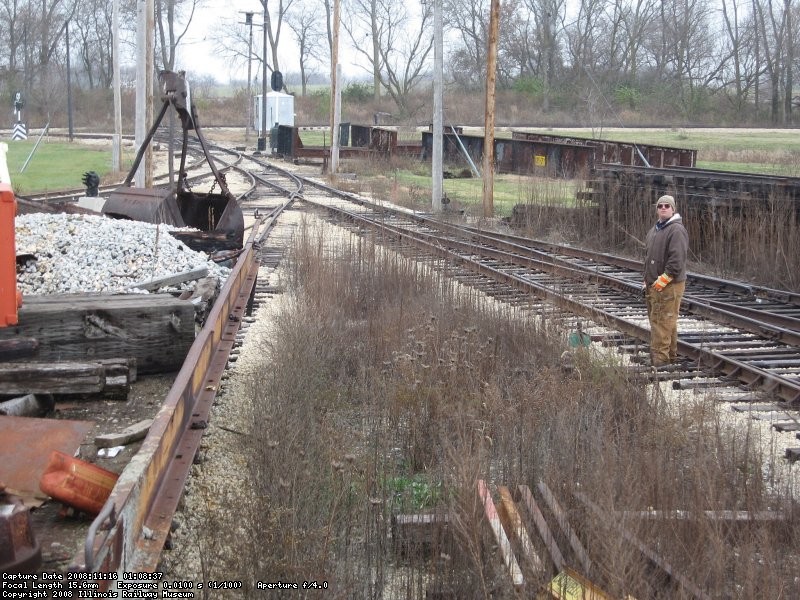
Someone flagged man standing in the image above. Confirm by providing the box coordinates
[644,194,688,367]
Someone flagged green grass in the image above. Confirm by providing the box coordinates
[696,160,800,176]
[523,126,800,157]
[3,138,121,196]
[384,168,575,215]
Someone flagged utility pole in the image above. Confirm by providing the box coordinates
[145,0,154,187]
[329,0,340,160]
[482,0,500,219]
[432,0,443,211]
[134,0,154,187]
[135,0,145,186]
[331,64,341,174]
[244,12,254,141]
[66,21,73,142]
[112,0,122,171]
[259,0,268,152]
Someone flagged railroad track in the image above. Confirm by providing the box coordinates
[250,163,800,408]
[51,148,307,577]
[14,140,800,581]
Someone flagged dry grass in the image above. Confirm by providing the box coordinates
[194,219,799,598]
[511,177,800,291]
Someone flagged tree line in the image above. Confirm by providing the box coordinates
[0,0,797,126]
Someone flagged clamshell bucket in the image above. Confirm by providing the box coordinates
[103,188,244,249]
[104,71,244,250]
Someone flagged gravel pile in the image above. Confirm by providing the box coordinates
[15,212,231,295]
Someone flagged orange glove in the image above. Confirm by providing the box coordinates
[652,273,673,292]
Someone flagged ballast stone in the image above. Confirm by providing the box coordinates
[15,212,231,296]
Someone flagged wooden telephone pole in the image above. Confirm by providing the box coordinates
[432,0,443,211]
[134,0,154,187]
[482,0,500,218]
[329,0,340,174]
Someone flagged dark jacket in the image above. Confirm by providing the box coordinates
[644,214,688,286]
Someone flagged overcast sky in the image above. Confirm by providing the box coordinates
[171,0,362,84]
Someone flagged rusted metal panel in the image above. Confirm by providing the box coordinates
[422,131,485,165]
[512,131,697,169]
[275,125,301,155]
[511,139,595,177]
[75,219,264,574]
[370,127,397,152]
[351,125,372,148]
[103,187,184,226]
[0,415,93,500]
[0,503,41,573]
[423,130,595,176]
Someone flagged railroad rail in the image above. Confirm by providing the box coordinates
[9,140,799,582]
[257,162,800,405]
[68,150,301,575]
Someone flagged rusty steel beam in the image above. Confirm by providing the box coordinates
[75,217,265,576]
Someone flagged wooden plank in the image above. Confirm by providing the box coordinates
[497,485,545,575]
[616,509,786,522]
[390,513,449,557]
[517,484,564,571]
[772,421,800,432]
[96,357,138,383]
[537,481,593,576]
[575,491,710,600]
[731,403,785,413]
[478,480,523,586]
[546,566,619,600]
[94,419,153,448]
[0,359,132,398]
[0,337,38,361]
[0,293,195,374]
[0,362,105,394]
[128,266,209,291]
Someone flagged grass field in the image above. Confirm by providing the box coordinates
[7,127,800,199]
[2,137,128,196]
[361,127,800,213]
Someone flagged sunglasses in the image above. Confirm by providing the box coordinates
[657,203,672,209]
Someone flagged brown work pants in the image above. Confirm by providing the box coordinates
[646,280,685,366]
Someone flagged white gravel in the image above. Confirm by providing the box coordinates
[15,212,230,295]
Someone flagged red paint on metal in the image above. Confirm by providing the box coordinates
[0,415,93,499]
[0,184,21,327]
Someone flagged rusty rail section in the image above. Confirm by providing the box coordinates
[74,216,267,575]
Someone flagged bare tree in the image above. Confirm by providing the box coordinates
[754,0,788,122]
[720,0,761,113]
[564,0,605,81]
[443,0,489,88]
[262,0,296,77]
[342,0,433,114]
[645,0,722,116]
[155,0,200,72]
[0,0,77,112]
[71,0,113,88]
[286,0,327,95]
[0,0,27,77]
[615,0,657,80]
[521,0,566,110]
[342,0,382,100]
